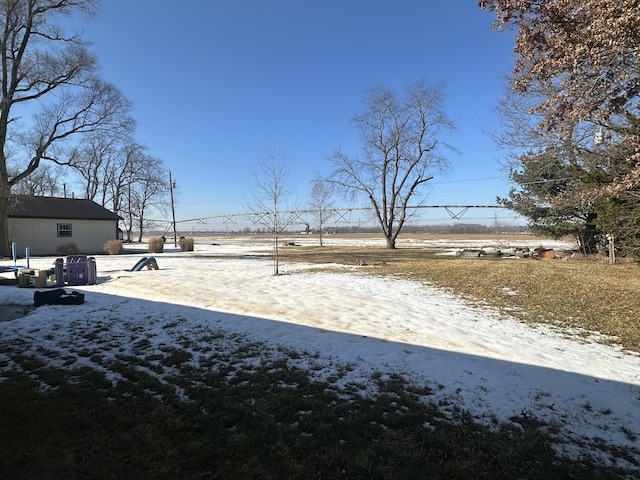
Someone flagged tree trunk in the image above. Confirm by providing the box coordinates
[273,228,279,275]
[579,215,599,255]
[137,214,145,242]
[0,192,10,258]
[385,235,396,249]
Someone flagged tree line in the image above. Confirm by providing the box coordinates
[0,0,168,257]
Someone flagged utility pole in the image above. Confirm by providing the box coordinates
[169,171,177,247]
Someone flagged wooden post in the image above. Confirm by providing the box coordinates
[607,234,615,265]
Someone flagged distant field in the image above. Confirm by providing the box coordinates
[183,232,575,250]
[187,232,545,242]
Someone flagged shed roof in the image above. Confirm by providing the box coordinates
[8,195,121,221]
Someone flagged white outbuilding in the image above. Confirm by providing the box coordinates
[7,195,122,256]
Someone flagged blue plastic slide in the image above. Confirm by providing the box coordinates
[129,257,159,271]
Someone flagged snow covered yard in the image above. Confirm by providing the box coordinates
[1,235,639,474]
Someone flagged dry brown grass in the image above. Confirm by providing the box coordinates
[178,236,194,252]
[103,239,125,255]
[280,243,640,352]
[148,236,165,253]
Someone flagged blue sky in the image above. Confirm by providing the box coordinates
[82,1,518,231]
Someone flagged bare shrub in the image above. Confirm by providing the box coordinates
[104,239,125,255]
[148,236,165,253]
[178,236,194,252]
[56,242,79,256]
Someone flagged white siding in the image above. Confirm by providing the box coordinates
[7,218,119,256]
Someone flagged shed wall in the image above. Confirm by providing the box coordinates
[7,218,119,256]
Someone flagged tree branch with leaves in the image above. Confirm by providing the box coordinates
[481,0,640,259]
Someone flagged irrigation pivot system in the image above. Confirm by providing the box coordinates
[159,204,504,232]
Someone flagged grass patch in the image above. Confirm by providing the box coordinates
[0,351,628,480]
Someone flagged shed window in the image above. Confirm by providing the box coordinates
[57,223,72,237]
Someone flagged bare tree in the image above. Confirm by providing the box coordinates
[308,179,334,246]
[247,145,297,274]
[69,131,127,205]
[107,142,146,216]
[12,164,65,196]
[68,133,168,242]
[72,138,168,242]
[326,80,453,248]
[0,0,133,256]
[128,155,168,242]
